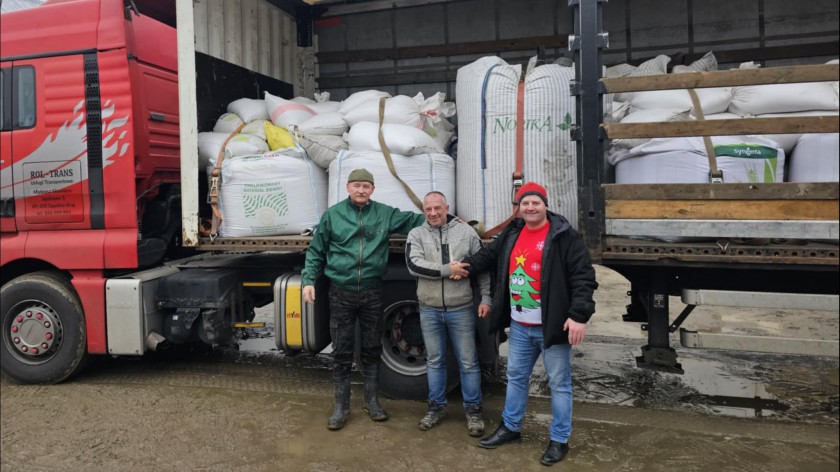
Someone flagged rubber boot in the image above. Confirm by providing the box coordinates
[327,372,351,430]
[362,364,388,421]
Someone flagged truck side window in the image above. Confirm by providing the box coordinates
[0,69,9,131]
[14,66,36,129]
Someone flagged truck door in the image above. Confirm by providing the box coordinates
[10,56,93,232]
[0,66,15,233]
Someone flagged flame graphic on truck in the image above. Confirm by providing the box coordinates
[0,99,131,201]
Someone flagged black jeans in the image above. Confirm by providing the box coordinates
[328,285,383,376]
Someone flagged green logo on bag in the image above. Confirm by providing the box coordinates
[242,182,289,222]
[714,144,778,159]
[492,113,573,134]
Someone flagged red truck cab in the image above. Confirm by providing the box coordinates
[1,0,180,382]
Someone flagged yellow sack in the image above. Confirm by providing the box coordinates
[264,121,295,150]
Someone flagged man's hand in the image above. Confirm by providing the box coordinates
[477,303,491,318]
[303,285,316,305]
[564,318,586,346]
[450,261,470,280]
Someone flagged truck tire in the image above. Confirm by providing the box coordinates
[377,281,459,401]
[1,272,89,384]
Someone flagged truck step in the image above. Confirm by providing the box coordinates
[234,322,266,328]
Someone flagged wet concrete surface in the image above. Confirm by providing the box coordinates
[2,266,838,470]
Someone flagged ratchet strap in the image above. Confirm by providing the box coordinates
[204,123,246,238]
[378,97,424,210]
[687,88,723,183]
[481,76,526,238]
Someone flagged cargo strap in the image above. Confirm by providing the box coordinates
[687,88,723,183]
[480,76,526,238]
[205,123,246,238]
[378,97,424,210]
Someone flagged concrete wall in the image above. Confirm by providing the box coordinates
[313,0,839,100]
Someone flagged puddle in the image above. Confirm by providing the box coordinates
[522,338,838,423]
[238,302,838,423]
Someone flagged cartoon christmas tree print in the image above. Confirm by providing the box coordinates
[510,265,540,310]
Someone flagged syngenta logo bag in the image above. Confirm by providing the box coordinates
[714,144,779,159]
[714,144,780,183]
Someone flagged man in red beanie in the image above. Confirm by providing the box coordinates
[451,181,598,466]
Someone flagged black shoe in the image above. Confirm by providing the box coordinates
[540,440,569,466]
[478,423,521,449]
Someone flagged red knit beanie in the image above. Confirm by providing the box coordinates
[515,182,548,206]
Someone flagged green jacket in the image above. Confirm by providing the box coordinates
[302,197,425,291]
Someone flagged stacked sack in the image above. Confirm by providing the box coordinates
[328,90,457,212]
[606,54,839,183]
[456,56,578,231]
[727,59,839,182]
[201,89,458,236]
[608,135,785,184]
[201,96,331,237]
[265,91,349,168]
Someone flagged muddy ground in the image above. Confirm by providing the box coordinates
[2,266,838,471]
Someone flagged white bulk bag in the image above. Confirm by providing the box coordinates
[241,119,270,141]
[327,150,455,214]
[265,91,316,129]
[456,56,578,230]
[297,112,348,136]
[227,98,269,122]
[297,134,348,169]
[626,87,732,115]
[611,109,692,150]
[339,90,391,115]
[213,113,244,133]
[750,111,839,153]
[197,132,269,169]
[416,91,457,128]
[788,133,839,182]
[671,51,719,74]
[729,82,839,116]
[609,135,785,184]
[219,150,327,237]
[309,102,342,114]
[343,95,423,128]
[347,122,442,155]
[293,95,341,113]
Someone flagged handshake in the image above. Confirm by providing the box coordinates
[449,261,471,280]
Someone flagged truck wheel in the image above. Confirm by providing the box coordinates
[1,272,89,384]
[377,282,459,401]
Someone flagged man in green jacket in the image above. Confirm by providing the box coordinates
[302,168,425,431]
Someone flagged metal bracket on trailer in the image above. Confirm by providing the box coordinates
[678,289,840,357]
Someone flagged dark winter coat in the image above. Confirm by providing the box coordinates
[462,211,598,347]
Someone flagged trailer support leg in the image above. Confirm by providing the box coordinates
[636,274,683,374]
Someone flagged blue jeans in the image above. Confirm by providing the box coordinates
[502,321,573,443]
[419,305,482,409]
